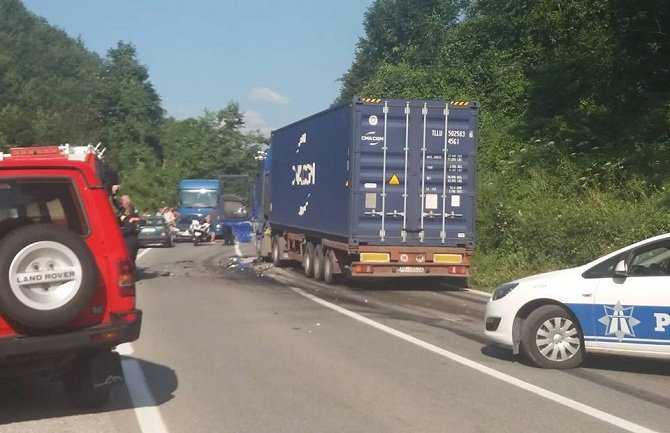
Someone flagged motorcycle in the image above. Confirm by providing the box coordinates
[189,219,211,246]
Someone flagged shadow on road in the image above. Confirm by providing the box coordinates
[0,357,178,425]
[280,267,471,292]
[481,343,670,377]
[136,266,164,281]
[580,354,670,376]
[480,344,519,363]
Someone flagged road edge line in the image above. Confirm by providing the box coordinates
[121,349,170,433]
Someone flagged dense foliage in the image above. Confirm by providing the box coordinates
[340,0,670,288]
[0,0,265,212]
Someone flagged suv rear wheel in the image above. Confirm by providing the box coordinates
[63,354,114,409]
[0,224,97,330]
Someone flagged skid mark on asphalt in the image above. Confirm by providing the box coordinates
[290,286,658,433]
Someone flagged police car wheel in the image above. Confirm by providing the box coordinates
[0,224,97,330]
[521,305,584,369]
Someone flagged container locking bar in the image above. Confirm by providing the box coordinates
[419,103,428,243]
[443,211,463,218]
[379,102,389,242]
[440,103,450,244]
[365,210,384,217]
[401,102,410,244]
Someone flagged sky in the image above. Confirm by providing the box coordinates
[22,0,374,136]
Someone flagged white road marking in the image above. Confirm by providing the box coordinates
[137,248,152,260]
[290,286,658,433]
[121,251,169,433]
[116,343,134,355]
[122,352,170,433]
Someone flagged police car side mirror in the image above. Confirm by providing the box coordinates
[613,260,628,278]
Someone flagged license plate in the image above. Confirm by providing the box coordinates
[141,227,157,233]
[396,266,426,273]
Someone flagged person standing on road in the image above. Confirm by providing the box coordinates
[163,206,175,228]
[118,195,141,266]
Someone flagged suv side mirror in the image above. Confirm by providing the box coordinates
[614,260,628,278]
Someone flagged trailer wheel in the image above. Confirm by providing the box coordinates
[323,249,337,284]
[313,245,325,281]
[272,235,286,267]
[303,242,315,278]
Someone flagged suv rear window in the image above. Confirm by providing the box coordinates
[0,179,88,239]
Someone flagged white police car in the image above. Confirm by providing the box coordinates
[484,232,670,369]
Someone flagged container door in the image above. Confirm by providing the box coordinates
[354,100,477,247]
[420,102,476,247]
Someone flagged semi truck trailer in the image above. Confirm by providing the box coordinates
[256,98,478,284]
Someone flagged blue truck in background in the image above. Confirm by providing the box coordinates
[178,178,253,243]
[254,98,478,284]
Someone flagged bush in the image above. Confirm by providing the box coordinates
[471,163,670,290]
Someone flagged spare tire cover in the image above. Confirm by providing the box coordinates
[0,224,97,329]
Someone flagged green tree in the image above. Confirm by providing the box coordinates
[0,0,103,148]
[338,0,469,103]
[95,42,163,171]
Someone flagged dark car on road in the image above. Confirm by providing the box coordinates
[138,216,174,248]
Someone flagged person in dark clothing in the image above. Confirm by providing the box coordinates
[119,202,140,266]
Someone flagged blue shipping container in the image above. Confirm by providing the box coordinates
[269,99,478,248]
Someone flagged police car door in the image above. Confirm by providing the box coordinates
[592,238,670,356]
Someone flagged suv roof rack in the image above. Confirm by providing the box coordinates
[0,143,106,162]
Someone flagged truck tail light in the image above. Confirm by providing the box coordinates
[448,266,467,275]
[118,259,136,297]
[354,264,374,274]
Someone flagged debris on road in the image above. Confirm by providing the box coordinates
[226,256,263,271]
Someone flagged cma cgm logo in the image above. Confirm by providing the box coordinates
[292,163,316,186]
[361,131,384,145]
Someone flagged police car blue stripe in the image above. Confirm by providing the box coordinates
[567,303,670,344]
[584,336,670,345]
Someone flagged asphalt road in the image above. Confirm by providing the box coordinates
[2,241,669,432]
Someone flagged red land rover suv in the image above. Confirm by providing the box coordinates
[0,144,142,408]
